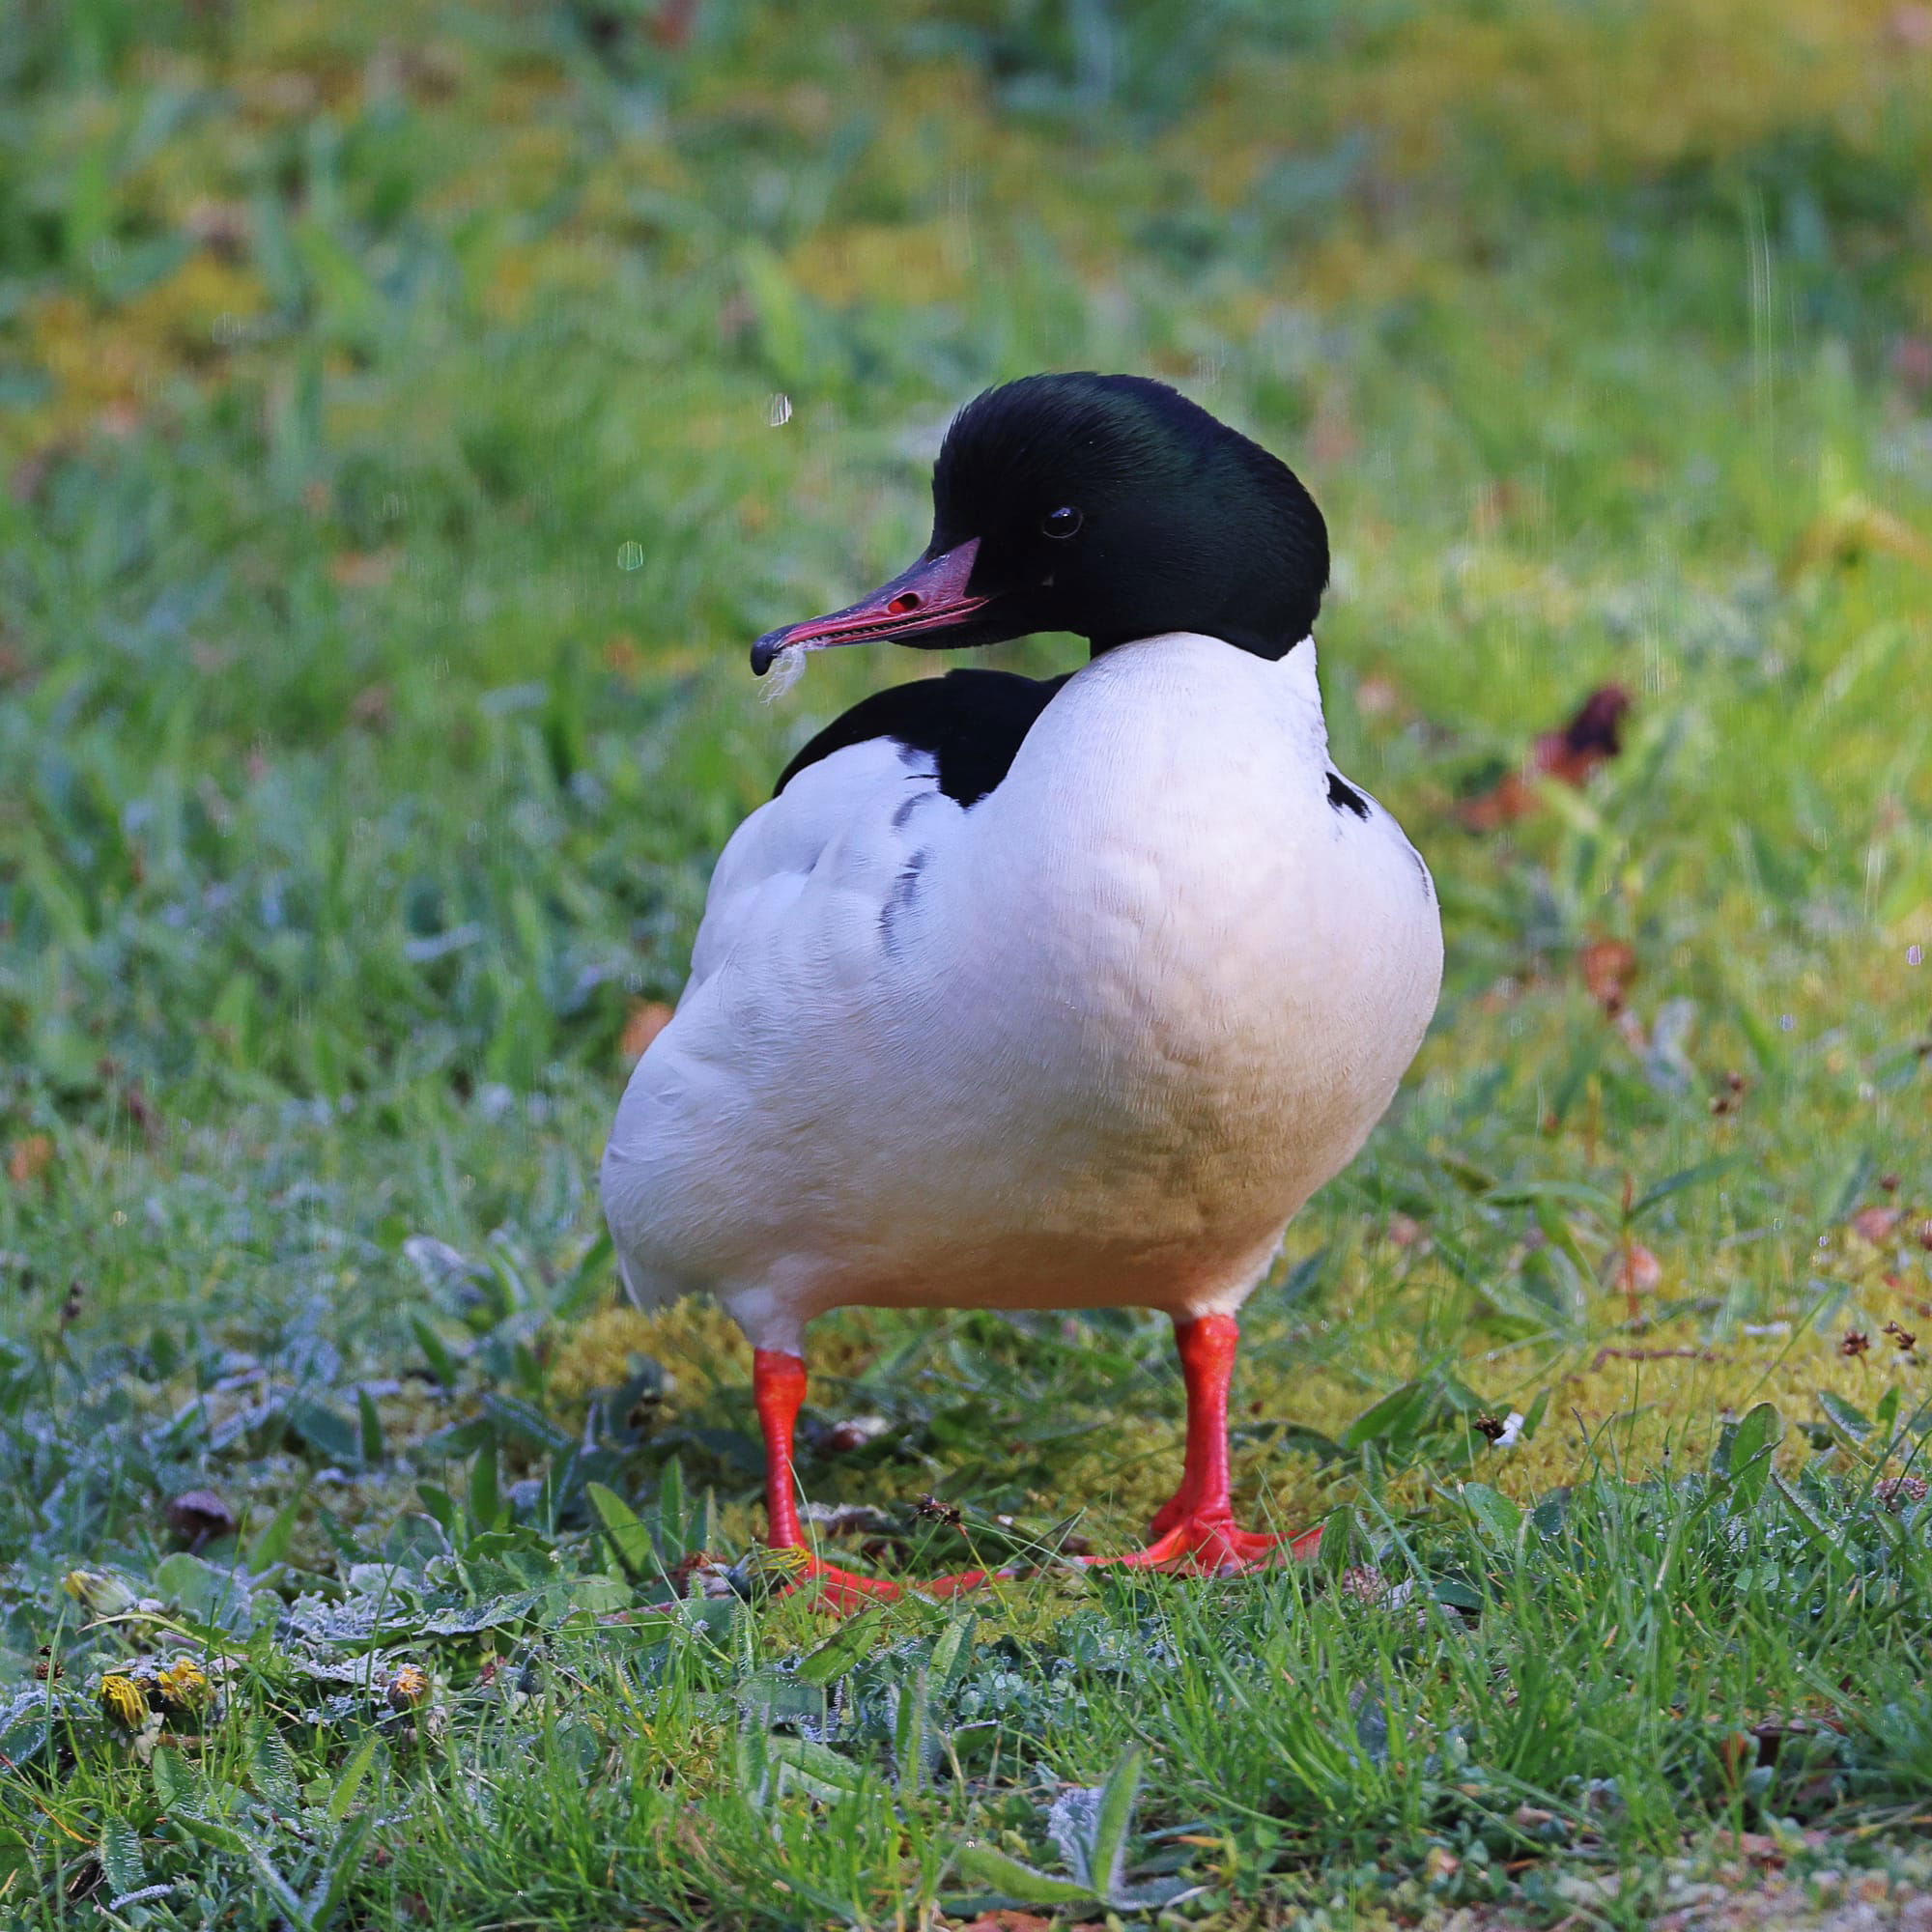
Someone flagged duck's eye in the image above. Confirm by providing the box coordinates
[1039,505,1083,540]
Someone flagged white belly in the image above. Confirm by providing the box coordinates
[603,635,1441,1350]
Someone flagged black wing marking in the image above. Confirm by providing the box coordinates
[776,668,1073,808]
[1325,771,1371,819]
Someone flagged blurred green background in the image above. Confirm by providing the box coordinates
[3,0,1929,1109]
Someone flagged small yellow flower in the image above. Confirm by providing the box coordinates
[386,1663,430,1710]
[62,1570,135,1616]
[156,1657,210,1708]
[99,1674,150,1729]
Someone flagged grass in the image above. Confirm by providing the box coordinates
[3,0,1932,1924]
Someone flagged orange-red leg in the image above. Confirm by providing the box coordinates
[1099,1314,1321,1576]
[752,1350,988,1608]
[748,1322,1316,1609]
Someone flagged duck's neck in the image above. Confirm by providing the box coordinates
[979,630,1334,841]
[1077,628,1329,769]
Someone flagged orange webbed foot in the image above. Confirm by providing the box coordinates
[1081,1513,1323,1577]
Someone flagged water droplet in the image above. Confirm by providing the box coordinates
[768,392,792,427]
[1911,946,1925,966]
[1778,1013,1795,1032]
[617,541,644,571]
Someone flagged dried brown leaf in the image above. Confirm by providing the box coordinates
[1850,1206,1903,1245]
[1578,939,1637,1016]
[6,1135,54,1187]
[1613,1243,1662,1298]
[328,550,399,589]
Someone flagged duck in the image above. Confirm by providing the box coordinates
[601,373,1443,1604]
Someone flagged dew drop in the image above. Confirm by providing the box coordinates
[768,392,793,428]
[616,541,644,571]
[1911,946,1924,966]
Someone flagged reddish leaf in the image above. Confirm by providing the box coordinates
[1578,939,1637,1016]
[6,1136,54,1186]
[1460,686,1633,829]
[1532,684,1631,786]
[1613,1244,1662,1297]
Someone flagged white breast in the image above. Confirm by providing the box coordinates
[602,634,1441,1350]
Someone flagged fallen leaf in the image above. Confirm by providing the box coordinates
[1456,768,1538,831]
[1875,1475,1928,1512]
[7,1136,54,1186]
[1613,1243,1662,1297]
[620,1001,675,1062]
[1473,478,1520,536]
[1850,1207,1902,1245]
[1355,674,1401,718]
[328,550,399,589]
[649,0,701,49]
[1889,4,1932,49]
[1893,333,1932,393]
[1459,685,1632,828]
[1578,939,1637,1016]
[1533,684,1632,786]
[604,634,644,676]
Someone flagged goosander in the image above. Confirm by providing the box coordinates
[601,373,1442,1601]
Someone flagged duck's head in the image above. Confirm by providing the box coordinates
[751,372,1329,675]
